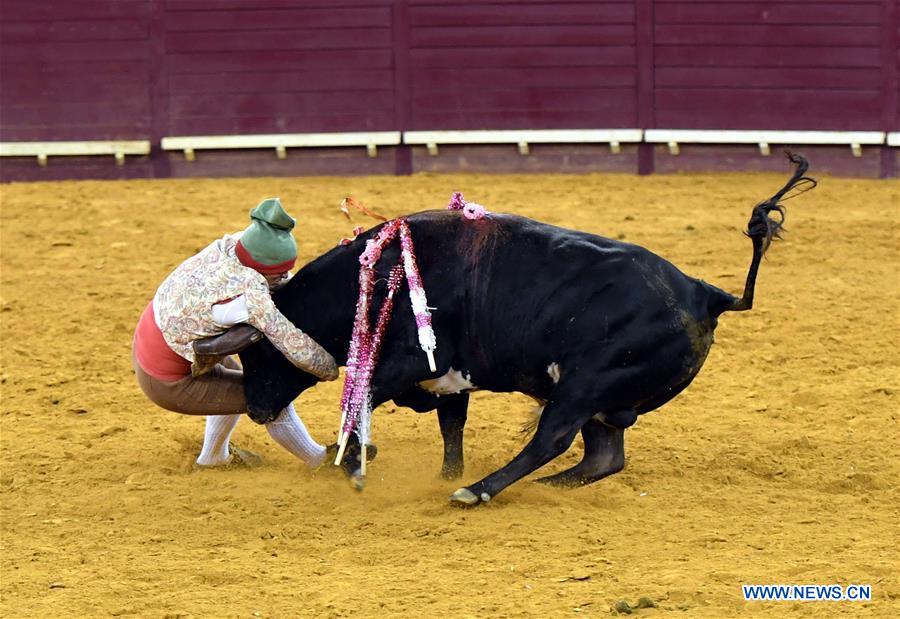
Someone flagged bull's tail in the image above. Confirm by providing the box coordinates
[518,398,546,440]
[727,152,816,313]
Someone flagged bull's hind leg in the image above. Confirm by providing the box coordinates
[534,417,624,487]
[449,387,594,506]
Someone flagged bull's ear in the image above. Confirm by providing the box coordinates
[239,340,312,424]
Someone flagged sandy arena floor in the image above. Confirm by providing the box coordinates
[1,168,898,618]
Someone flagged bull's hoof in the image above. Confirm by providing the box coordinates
[349,470,365,492]
[449,487,481,506]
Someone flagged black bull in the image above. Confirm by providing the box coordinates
[237,154,814,505]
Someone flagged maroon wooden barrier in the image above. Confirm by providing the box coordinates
[164,0,396,136]
[0,0,155,179]
[0,0,153,141]
[407,1,638,129]
[1,0,897,181]
[882,0,900,176]
[653,0,886,131]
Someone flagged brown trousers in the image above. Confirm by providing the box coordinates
[132,351,248,415]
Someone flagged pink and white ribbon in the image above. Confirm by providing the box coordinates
[399,222,437,365]
[335,218,437,461]
[336,195,488,468]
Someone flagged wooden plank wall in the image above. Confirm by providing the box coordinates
[406,0,637,129]
[653,0,886,130]
[0,0,897,179]
[892,0,900,128]
[0,0,152,141]
[886,0,899,176]
[163,0,396,136]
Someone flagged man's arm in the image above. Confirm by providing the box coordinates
[243,285,339,381]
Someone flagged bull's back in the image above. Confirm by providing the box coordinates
[410,212,722,401]
[458,213,705,339]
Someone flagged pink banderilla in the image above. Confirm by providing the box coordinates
[334,218,437,469]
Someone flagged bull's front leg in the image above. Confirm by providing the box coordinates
[437,393,469,480]
[390,388,469,479]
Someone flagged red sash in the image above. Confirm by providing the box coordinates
[133,302,192,381]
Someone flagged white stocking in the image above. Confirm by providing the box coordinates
[265,402,326,468]
[195,414,241,466]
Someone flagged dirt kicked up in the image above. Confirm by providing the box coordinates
[1,169,897,618]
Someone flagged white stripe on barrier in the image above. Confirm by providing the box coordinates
[645,130,885,158]
[160,132,402,161]
[403,129,642,156]
[644,130,885,145]
[402,129,643,144]
[0,140,151,166]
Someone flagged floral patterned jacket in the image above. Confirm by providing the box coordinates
[153,234,338,381]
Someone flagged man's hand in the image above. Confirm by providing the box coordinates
[303,343,338,381]
[316,355,339,381]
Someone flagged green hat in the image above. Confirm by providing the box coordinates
[235,198,298,274]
